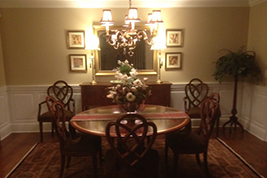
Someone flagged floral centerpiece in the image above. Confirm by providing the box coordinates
[107,60,151,112]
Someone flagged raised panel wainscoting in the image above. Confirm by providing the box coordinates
[0,82,266,142]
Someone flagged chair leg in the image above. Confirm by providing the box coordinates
[203,151,210,178]
[173,152,178,178]
[39,122,43,142]
[196,154,201,165]
[52,121,55,137]
[60,155,65,178]
[164,140,169,164]
[216,117,220,137]
[66,156,71,168]
[92,155,98,178]
[99,138,103,165]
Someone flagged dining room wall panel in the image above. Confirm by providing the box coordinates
[1,82,266,142]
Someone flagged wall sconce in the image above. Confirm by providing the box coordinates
[151,36,166,84]
[86,35,100,85]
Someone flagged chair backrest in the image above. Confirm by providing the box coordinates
[197,97,219,143]
[184,78,209,110]
[47,80,74,112]
[46,95,69,146]
[105,114,157,166]
[208,92,221,118]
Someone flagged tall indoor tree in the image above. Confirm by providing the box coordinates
[213,46,262,132]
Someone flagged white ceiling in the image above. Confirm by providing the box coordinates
[0,0,266,8]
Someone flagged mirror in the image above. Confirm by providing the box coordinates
[93,25,158,76]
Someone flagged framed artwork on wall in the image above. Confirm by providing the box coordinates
[67,30,85,49]
[69,54,87,72]
[165,52,182,70]
[166,29,184,47]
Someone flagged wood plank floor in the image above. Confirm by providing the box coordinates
[0,129,267,178]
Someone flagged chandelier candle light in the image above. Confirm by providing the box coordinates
[100,0,163,57]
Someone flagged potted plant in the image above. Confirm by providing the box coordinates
[212,46,261,131]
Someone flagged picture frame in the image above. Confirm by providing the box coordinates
[166,29,184,47]
[69,54,87,72]
[67,30,85,49]
[165,52,182,70]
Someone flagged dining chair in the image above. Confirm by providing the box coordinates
[184,78,209,131]
[165,97,220,178]
[208,93,221,137]
[46,96,101,178]
[37,80,75,142]
[104,113,159,178]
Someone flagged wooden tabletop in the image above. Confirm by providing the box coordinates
[71,104,190,137]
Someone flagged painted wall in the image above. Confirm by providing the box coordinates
[0,34,5,87]
[0,7,249,85]
[248,1,267,84]
[243,1,267,141]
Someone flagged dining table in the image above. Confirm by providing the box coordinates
[70,104,190,137]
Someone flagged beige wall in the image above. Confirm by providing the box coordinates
[248,1,267,84]
[0,7,249,85]
[0,34,6,87]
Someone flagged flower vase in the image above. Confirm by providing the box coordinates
[121,102,140,112]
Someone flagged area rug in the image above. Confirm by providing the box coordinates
[6,138,262,178]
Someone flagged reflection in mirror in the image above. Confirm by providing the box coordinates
[94,26,158,76]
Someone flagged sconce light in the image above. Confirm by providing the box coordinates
[86,35,100,85]
[151,36,166,84]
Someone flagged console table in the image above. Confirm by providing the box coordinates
[80,81,172,111]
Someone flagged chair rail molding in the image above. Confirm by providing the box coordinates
[0,82,266,142]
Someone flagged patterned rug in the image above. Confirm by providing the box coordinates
[6,138,262,178]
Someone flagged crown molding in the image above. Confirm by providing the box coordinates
[0,0,253,8]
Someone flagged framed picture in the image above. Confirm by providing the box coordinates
[165,52,182,70]
[69,54,87,72]
[166,29,184,47]
[67,30,85,49]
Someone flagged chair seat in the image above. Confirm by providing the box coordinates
[104,148,159,178]
[38,110,73,122]
[187,107,201,118]
[166,130,206,154]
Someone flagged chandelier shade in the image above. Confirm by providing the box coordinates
[100,9,114,25]
[100,0,163,57]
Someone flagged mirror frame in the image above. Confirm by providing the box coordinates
[93,25,158,76]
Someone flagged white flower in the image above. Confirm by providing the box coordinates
[107,93,114,99]
[126,92,136,102]
[131,87,137,92]
[133,79,143,87]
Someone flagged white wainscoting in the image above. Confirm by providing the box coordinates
[241,83,267,142]
[0,86,11,140]
[0,82,266,142]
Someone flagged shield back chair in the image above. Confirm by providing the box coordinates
[184,78,209,131]
[104,114,159,178]
[46,96,101,178]
[165,96,220,178]
[37,80,75,142]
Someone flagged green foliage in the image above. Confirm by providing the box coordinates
[213,46,261,83]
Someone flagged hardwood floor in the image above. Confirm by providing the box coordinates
[0,129,267,178]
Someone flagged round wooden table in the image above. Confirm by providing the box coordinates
[70,104,190,137]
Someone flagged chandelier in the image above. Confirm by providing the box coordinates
[100,0,163,57]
